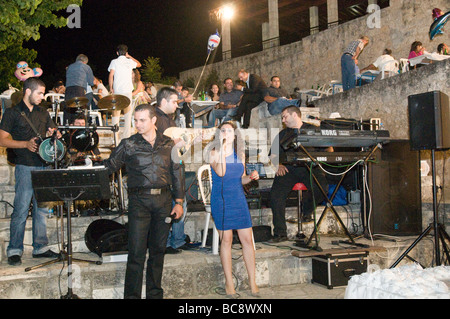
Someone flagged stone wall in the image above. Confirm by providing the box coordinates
[180,0,447,94]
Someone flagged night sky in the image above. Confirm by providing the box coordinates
[23,0,225,86]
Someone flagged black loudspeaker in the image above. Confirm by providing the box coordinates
[408,91,450,151]
[367,140,422,236]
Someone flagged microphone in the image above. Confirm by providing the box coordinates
[165,214,177,224]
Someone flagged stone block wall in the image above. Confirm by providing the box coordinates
[180,0,447,94]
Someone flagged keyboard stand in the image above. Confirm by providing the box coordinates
[294,143,381,250]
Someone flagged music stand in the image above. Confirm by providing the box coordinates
[27,168,111,299]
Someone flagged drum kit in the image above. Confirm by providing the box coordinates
[40,94,130,167]
[38,94,131,212]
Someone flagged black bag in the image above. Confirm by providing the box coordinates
[85,219,128,257]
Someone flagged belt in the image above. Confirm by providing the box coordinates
[128,186,170,195]
[343,52,353,56]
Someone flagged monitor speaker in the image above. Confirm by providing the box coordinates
[408,91,450,151]
[367,140,422,236]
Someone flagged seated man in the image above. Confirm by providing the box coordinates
[268,106,330,243]
[264,76,301,115]
[207,78,243,127]
[233,69,267,129]
[360,49,398,79]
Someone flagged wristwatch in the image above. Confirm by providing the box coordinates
[175,201,183,207]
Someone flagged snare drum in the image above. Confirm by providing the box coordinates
[38,137,67,163]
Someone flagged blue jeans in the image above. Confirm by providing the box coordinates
[268,98,300,115]
[166,198,187,248]
[207,108,238,127]
[341,54,356,91]
[7,165,50,257]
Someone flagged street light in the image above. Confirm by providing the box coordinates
[222,5,234,20]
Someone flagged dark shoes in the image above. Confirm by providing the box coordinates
[32,250,60,259]
[165,247,182,254]
[8,255,22,266]
[268,235,289,243]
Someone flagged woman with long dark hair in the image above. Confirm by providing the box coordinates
[208,121,260,298]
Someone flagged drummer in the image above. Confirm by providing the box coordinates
[63,114,101,166]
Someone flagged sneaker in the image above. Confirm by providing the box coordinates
[8,255,22,266]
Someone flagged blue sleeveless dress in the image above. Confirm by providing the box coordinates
[210,151,252,231]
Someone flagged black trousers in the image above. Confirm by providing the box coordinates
[269,165,328,237]
[235,93,262,128]
[124,189,172,299]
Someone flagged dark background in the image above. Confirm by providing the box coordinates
[23,0,226,86]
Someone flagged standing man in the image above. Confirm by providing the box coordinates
[64,54,95,125]
[0,78,60,266]
[264,76,301,115]
[268,106,329,242]
[154,87,190,254]
[233,69,267,128]
[207,78,243,127]
[104,103,184,299]
[341,36,370,91]
[108,44,141,140]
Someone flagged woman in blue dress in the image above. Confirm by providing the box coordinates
[209,121,260,298]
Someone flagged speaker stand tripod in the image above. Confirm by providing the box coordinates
[390,149,450,268]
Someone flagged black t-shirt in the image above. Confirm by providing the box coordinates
[0,100,56,166]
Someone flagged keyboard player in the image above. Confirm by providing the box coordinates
[268,106,331,243]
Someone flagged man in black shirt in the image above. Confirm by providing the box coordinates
[268,106,329,243]
[104,103,184,299]
[0,78,60,266]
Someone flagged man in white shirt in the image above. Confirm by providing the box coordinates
[361,49,398,78]
[108,44,141,140]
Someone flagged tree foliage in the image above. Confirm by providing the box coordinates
[0,0,82,91]
[0,0,82,52]
[140,56,163,83]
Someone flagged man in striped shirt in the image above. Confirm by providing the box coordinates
[341,36,370,91]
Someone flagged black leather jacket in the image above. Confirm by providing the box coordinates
[104,131,184,199]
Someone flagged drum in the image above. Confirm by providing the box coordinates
[65,129,99,152]
[38,137,66,163]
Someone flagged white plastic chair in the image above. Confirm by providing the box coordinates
[379,59,399,79]
[197,164,219,255]
[399,58,410,73]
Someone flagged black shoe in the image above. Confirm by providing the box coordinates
[32,250,60,258]
[8,255,22,266]
[267,235,288,243]
[301,215,313,223]
[178,244,195,251]
[165,247,182,254]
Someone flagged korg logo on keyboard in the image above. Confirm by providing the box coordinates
[321,129,338,136]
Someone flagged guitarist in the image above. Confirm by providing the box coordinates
[0,77,61,266]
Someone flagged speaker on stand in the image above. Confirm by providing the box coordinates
[391,91,450,268]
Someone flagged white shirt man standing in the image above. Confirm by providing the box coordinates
[108,44,141,140]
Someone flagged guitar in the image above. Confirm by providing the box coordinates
[163,127,217,156]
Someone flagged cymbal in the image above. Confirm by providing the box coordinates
[98,94,130,111]
[66,96,89,108]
